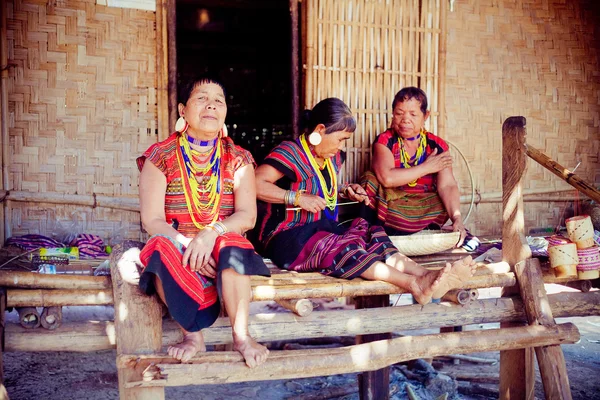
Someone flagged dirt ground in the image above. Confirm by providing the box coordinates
[3,285,600,400]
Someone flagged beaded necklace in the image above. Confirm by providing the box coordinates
[299,135,337,218]
[398,128,427,187]
[176,134,222,229]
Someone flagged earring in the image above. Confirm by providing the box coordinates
[175,117,188,134]
[219,124,228,138]
[308,131,322,146]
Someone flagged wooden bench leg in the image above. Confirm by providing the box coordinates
[111,244,165,400]
[355,295,390,400]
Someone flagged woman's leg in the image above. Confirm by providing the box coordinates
[220,269,269,368]
[382,253,478,301]
[154,276,206,362]
[360,260,450,305]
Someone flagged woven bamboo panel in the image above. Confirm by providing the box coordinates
[5,0,157,240]
[303,0,444,184]
[446,0,600,235]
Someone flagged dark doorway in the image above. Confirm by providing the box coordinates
[176,0,294,164]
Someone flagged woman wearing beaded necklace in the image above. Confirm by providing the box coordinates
[137,75,270,367]
[361,87,466,246]
[255,98,476,305]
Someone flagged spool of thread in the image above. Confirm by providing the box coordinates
[548,243,578,278]
[576,246,600,280]
[566,215,595,249]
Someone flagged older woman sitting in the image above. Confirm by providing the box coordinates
[361,87,466,245]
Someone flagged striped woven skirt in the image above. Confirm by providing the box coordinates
[139,234,270,332]
[361,171,448,234]
[265,218,398,279]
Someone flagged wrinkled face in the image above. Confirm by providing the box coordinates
[179,82,227,136]
[314,128,353,159]
[391,98,429,138]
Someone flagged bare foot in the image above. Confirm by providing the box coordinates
[431,256,477,300]
[168,330,206,362]
[233,335,269,368]
[410,263,451,305]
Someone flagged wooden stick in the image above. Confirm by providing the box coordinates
[439,354,497,365]
[7,291,598,352]
[525,144,600,203]
[275,298,314,317]
[7,289,113,307]
[40,306,62,330]
[448,372,499,384]
[16,306,40,329]
[0,271,111,290]
[119,323,579,387]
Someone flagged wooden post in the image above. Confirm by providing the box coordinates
[500,116,535,399]
[111,243,165,400]
[515,258,573,399]
[355,295,390,400]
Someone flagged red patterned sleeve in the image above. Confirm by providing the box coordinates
[136,142,169,175]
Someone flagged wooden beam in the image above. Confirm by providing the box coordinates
[111,244,165,399]
[119,323,579,387]
[6,292,599,352]
[515,258,572,399]
[501,116,534,399]
[289,0,299,139]
[0,271,111,290]
[525,144,600,204]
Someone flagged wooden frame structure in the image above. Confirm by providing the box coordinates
[0,119,599,399]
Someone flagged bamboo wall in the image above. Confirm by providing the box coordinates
[446,0,600,236]
[4,0,156,243]
[3,0,599,242]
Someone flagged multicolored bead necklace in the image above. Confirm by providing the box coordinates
[398,128,427,187]
[299,134,338,218]
[176,134,222,229]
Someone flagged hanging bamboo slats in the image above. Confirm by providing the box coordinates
[303,0,444,183]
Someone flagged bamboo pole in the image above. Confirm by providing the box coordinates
[120,323,579,387]
[275,298,314,317]
[441,289,471,305]
[500,116,534,399]
[0,271,111,289]
[0,0,9,241]
[166,0,177,134]
[304,0,314,108]
[437,0,446,136]
[290,0,299,139]
[155,0,169,140]
[7,289,113,307]
[16,306,40,329]
[40,306,62,330]
[525,144,600,204]
[6,291,598,352]
[0,190,140,212]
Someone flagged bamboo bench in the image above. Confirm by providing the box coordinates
[2,116,600,399]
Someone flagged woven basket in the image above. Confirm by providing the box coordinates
[390,230,461,257]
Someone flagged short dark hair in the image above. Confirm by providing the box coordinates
[177,74,227,105]
[392,87,428,115]
[302,97,356,134]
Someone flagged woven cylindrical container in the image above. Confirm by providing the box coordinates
[547,235,571,247]
[577,246,600,279]
[548,242,578,278]
[566,215,595,249]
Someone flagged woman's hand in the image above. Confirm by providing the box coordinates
[448,219,467,248]
[422,148,453,174]
[344,183,371,206]
[297,193,327,213]
[182,229,218,278]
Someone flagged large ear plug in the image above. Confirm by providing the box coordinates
[308,131,322,146]
[219,124,228,138]
[175,117,188,134]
